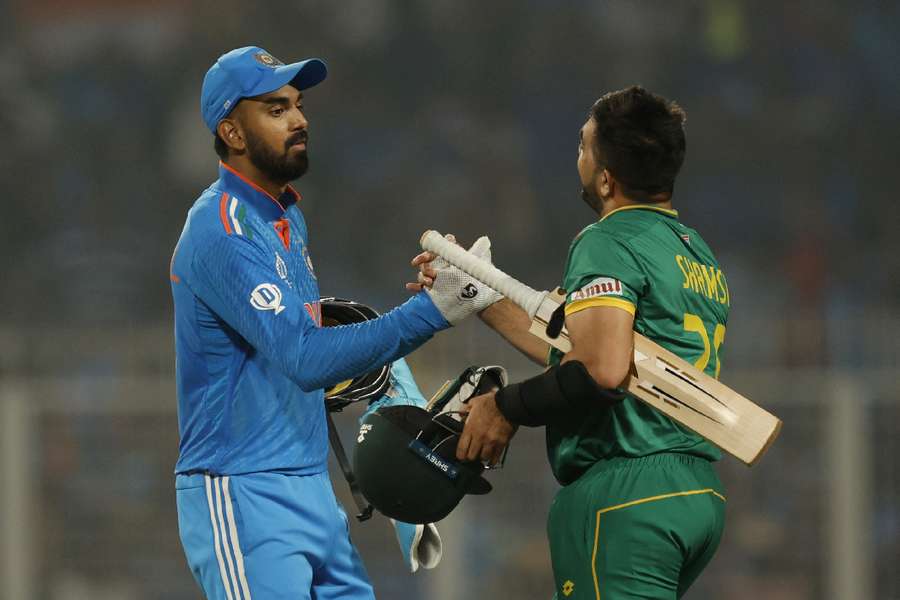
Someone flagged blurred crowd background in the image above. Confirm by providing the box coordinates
[0,1,897,599]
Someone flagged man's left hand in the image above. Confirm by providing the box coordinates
[456,391,516,466]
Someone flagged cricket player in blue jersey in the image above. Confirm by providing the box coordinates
[169,46,501,600]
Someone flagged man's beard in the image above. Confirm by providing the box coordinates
[245,129,309,183]
[581,184,603,215]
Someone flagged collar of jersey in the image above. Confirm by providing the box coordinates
[599,204,678,223]
[218,161,300,220]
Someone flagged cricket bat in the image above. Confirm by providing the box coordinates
[421,230,781,466]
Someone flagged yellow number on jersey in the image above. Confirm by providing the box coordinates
[683,313,726,379]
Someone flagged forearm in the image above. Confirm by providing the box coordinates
[494,360,625,427]
[290,292,448,391]
[478,298,550,366]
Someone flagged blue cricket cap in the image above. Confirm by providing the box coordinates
[201,46,327,134]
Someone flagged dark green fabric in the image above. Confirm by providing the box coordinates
[548,453,725,600]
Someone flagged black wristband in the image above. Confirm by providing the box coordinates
[494,368,561,426]
[494,361,624,427]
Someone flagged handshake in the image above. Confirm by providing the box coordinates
[405,235,502,325]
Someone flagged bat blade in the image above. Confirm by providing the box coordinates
[529,290,781,466]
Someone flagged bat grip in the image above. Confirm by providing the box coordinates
[420,230,547,317]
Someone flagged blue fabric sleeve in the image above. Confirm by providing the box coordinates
[188,231,449,392]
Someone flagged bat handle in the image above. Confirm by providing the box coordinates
[420,230,547,317]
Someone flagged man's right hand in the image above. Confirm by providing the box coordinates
[456,390,516,467]
[406,235,502,325]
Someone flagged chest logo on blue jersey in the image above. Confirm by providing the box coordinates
[301,244,316,280]
[250,283,286,315]
[275,253,288,279]
[275,252,293,288]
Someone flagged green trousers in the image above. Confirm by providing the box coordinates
[548,453,726,600]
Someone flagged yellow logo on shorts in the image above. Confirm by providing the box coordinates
[562,580,575,597]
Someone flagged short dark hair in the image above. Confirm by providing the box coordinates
[214,133,229,160]
[590,86,686,202]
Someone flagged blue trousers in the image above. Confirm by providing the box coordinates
[176,471,375,600]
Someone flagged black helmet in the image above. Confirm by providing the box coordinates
[321,297,391,411]
[352,365,506,524]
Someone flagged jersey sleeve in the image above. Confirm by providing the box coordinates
[563,230,647,318]
[187,229,448,392]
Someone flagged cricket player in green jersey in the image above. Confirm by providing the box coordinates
[412,86,728,599]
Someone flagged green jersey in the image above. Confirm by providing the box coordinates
[547,205,729,485]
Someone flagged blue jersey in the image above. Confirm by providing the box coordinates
[170,162,448,476]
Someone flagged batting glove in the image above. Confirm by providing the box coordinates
[425,236,503,325]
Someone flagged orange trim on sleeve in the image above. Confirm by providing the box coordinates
[219,192,233,234]
[565,297,636,317]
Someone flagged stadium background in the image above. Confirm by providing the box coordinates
[1,1,898,598]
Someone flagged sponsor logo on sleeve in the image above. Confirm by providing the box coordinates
[250,283,285,315]
[570,277,624,302]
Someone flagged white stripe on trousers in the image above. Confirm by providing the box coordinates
[213,477,242,599]
[223,477,253,600]
[205,475,254,600]
[205,475,235,600]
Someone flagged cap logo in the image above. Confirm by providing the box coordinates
[254,52,284,68]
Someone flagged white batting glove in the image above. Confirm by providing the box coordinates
[426,236,503,325]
